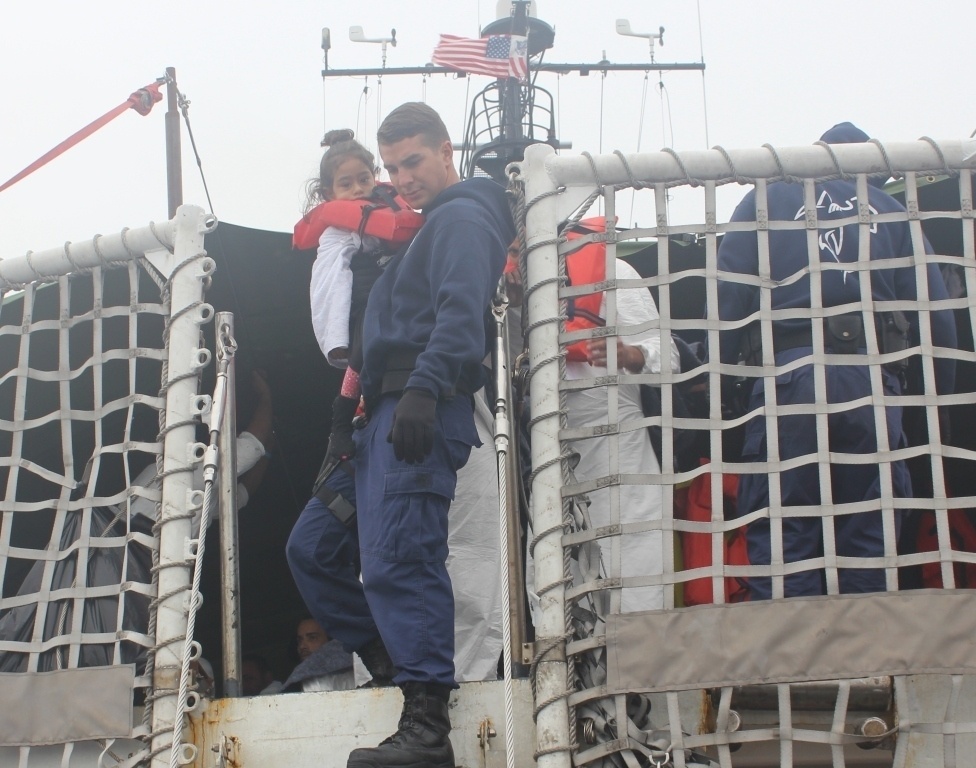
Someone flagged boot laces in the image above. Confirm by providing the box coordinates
[378,706,425,746]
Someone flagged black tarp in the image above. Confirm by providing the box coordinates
[0,222,342,688]
[0,505,151,673]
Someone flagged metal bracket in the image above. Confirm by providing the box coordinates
[477,717,497,752]
[211,733,240,767]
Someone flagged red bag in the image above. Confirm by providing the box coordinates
[679,467,750,605]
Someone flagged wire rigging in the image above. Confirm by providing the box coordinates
[658,75,674,218]
[696,0,711,147]
[322,77,329,143]
[658,77,673,148]
[376,74,384,137]
[629,71,651,227]
[176,87,214,216]
[599,68,606,154]
[355,79,370,146]
[636,72,650,153]
[463,73,472,123]
[556,73,562,146]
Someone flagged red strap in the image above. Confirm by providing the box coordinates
[0,82,163,195]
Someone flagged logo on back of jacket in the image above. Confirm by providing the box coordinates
[793,190,879,281]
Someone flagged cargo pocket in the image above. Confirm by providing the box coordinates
[439,397,480,472]
[375,467,457,563]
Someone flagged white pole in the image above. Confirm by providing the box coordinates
[149,205,215,768]
[519,143,573,768]
[0,220,178,288]
[540,138,976,190]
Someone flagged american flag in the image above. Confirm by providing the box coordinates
[431,34,529,80]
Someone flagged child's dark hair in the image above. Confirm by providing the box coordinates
[304,129,376,214]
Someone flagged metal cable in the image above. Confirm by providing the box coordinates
[496,442,518,768]
[177,89,215,215]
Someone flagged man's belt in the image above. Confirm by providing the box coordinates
[742,311,910,366]
[378,348,476,397]
[773,315,863,355]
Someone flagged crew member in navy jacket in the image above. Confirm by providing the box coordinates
[346,102,514,768]
[717,122,957,600]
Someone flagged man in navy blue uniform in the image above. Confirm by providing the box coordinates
[344,102,514,768]
[718,122,956,600]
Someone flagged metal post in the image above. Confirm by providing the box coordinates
[493,295,528,662]
[165,67,183,219]
[216,312,241,698]
[492,291,522,768]
[519,143,572,768]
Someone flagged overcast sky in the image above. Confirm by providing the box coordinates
[0,0,970,258]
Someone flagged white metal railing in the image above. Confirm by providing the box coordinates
[0,205,218,768]
[513,138,976,767]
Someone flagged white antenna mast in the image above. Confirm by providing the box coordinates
[615,19,664,63]
[348,26,397,69]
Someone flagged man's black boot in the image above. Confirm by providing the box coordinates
[346,682,455,768]
[356,637,396,688]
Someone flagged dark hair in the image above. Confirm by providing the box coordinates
[377,102,450,150]
[304,129,376,213]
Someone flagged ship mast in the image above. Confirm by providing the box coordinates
[165,66,183,218]
[321,1,705,183]
[497,1,531,146]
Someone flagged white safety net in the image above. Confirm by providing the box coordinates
[0,211,216,768]
[513,138,976,767]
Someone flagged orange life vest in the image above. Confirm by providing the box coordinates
[565,218,608,362]
[677,467,750,606]
[293,183,424,250]
[915,507,976,589]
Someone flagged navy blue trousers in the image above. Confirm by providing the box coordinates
[286,466,380,653]
[354,394,476,687]
[286,393,477,687]
[738,348,911,599]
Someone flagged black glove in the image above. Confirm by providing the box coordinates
[388,388,438,464]
[326,395,359,461]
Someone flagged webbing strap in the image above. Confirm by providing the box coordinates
[0,82,163,194]
[313,461,357,528]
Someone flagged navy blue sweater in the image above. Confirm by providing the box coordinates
[717,124,956,394]
[360,177,515,401]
